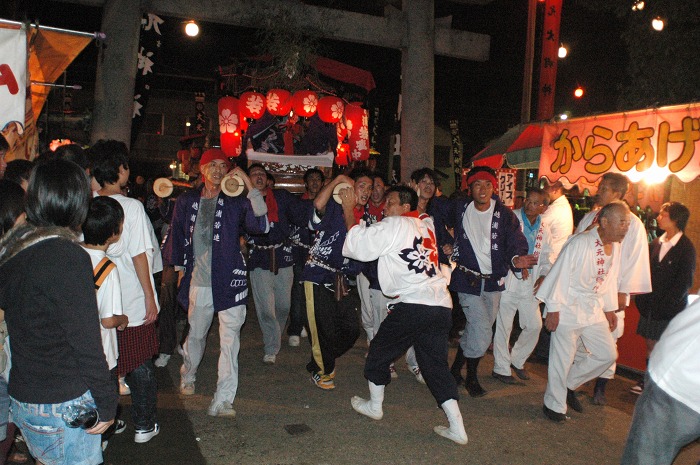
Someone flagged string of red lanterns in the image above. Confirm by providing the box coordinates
[217,89,368,161]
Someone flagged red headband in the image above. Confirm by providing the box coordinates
[200,148,231,169]
[467,170,497,187]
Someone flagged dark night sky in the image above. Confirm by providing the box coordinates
[14,0,627,158]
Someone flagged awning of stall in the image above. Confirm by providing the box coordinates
[469,122,544,170]
[538,102,700,187]
[0,19,101,160]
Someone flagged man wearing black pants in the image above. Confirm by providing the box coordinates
[343,185,468,445]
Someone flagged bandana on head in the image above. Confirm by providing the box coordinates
[199,148,231,170]
[467,170,498,187]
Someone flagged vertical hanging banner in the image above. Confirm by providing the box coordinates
[496,168,518,208]
[194,92,208,134]
[0,25,27,131]
[131,13,164,146]
[449,119,463,192]
[535,0,562,121]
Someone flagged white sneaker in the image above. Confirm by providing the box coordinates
[301,327,308,338]
[154,353,171,368]
[134,424,159,443]
[207,400,236,417]
[263,354,276,364]
[119,377,131,396]
[288,335,300,347]
[409,365,426,384]
[180,382,195,396]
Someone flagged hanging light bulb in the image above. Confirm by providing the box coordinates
[631,1,645,11]
[558,44,568,59]
[574,86,584,98]
[185,21,199,37]
[652,17,665,31]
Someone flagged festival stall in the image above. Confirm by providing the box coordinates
[539,102,700,371]
[0,19,101,160]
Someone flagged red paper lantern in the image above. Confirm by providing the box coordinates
[336,120,348,144]
[345,103,369,161]
[335,143,349,166]
[218,96,240,136]
[317,96,344,123]
[239,91,266,120]
[220,131,242,157]
[292,90,318,118]
[266,89,292,116]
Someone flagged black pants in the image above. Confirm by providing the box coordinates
[304,282,360,375]
[365,302,458,406]
[287,262,307,337]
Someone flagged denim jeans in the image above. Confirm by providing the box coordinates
[125,359,158,431]
[621,375,700,465]
[10,391,102,465]
[0,375,8,440]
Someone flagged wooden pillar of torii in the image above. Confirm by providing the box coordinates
[87,0,490,180]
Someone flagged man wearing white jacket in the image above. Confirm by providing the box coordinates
[492,188,554,383]
[342,185,468,445]
[536,201,630,422]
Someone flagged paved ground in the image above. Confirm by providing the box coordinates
[85,300,700,465]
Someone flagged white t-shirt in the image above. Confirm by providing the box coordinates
[464,199,495,274]
[106,194,160,326]
[83,247,122,370]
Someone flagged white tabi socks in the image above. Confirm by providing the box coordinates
[351,381,384,420]
[434,399,468,445]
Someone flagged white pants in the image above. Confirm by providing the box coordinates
[250,267,293,356]
[358,273,373,341]
[574,310,625,379]
[180,286,246,404]
[493,289,542,375]
[544,320,617,414]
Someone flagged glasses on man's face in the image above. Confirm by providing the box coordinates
[525,199,544,207]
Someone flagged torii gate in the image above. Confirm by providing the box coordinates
[85,0,490,179]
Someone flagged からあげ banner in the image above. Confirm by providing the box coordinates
[539,103,700,185]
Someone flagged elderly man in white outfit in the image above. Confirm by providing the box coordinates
[536,201,631,422]
[492,188,553,383]
[574,172,651,404]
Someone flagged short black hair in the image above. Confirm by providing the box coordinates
[303,168,325,183]
[4,159,33,186]
[0,179,25,236]
[55,144,89,170]
[26,159,91,231]
[82,196,125,246]
[601,172,629,198]
[88,139,130,187]
[372,172,387,185]
[266,172,275,184]
[661,201,690,232]
[388,185,418,211]
[526,187,549,205]
[247,163,266,174]
[0,135,8,153]
[348,167,373,182]
[410,168,436,184]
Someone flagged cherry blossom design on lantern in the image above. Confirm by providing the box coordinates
[303,94,318,114]
[267,92,281,112]
[245,94,264,116]
[399,235,438,277]
[331,101,344,120]
[219,109,238,134]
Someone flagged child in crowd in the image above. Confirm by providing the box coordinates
[81,196,130,449]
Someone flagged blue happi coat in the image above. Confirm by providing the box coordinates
[247,189,313,271]
[436,196,528,295]
[164,186,268,312]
